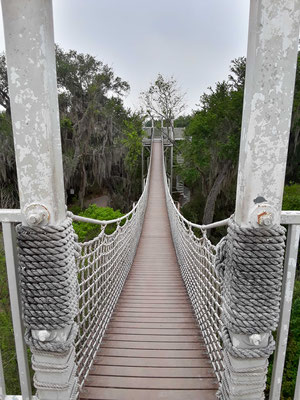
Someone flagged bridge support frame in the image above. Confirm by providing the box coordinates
[222,1,300,400]
[2,0,77,399]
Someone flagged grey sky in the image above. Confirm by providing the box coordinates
[0,0,250,113]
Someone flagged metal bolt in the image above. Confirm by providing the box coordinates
[28,213,42,225]
[249,334,262,346]
[25,204,50,226]
[257,211,273,226]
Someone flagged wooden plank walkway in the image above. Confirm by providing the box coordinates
[80,141,218,400]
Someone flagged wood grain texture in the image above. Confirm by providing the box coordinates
[79,142,217,400]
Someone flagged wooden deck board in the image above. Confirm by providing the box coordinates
[79,142,217,400]
[93,356,213,368]
[80,388,217,400]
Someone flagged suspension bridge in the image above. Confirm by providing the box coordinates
[78,141,218,400]
[1,1,300,400]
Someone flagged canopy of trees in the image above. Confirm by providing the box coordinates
[0,47,145,210]
[178,55,300,226]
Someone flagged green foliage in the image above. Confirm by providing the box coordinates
[121,119,145,176]
[0,112,18,208]
[174,115,192,128]
[177,57,245,225]
[181,188,206,224]
[282,184,300,211]
[56,46,132,207]
[179,63,244,187]
[72,204,124,242]
[286,52,300,183]
[60,116,73,139]
[0,48,140,211]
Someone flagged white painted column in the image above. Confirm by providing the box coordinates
[224,1,300,399]
[235,0,300,228]
[1,1,77,399]
[2,0,65,226]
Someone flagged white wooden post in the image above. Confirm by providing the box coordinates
[170,119,174,194]
[225,1,300,399]
[151,118,154,138]
[142,145,144,190]
[1,0,77,398]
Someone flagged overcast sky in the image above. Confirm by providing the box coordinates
[0,0,250,114]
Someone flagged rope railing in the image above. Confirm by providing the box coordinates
[72,139,153,391]
[161,138,225,382]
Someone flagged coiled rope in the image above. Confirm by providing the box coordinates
[17,217,80,352]
[215,217,286,399]
[216,217,286,338]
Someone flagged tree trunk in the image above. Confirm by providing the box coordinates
[202,161,231,227]
[79,159,87,208]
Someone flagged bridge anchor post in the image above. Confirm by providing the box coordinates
[1,1,78,399]
[218,1,300,399]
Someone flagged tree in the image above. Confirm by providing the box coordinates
[179,58,245,226]
[140,74,186,141]
[0,47,143,210]
[286,52,300,183]
[0,53,10,115]
[56,46,131,207]
[0,112,18,208]
[122,118,145,174]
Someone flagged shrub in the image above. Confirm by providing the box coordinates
[72,204,124,242]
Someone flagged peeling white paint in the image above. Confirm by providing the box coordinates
[3,0,66,226]
[39,25,46,57]
[10,66,20,86]
[235,0,300,227]
[16,144,31,162]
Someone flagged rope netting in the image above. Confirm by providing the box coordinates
[15,137,288,399]
[162,141,224,382]
[74,152,152,390]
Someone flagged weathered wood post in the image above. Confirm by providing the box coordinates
[1,0,78,398]
[218,1,300,399]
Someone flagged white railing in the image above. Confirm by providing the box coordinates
[161,138,300,398]
[0,211,37,400]
[70,140,152,391]
[161,139,225,382]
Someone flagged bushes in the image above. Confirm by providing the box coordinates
[72,204,124,242]
[282,184,300,211]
